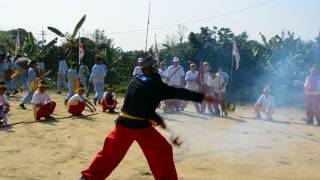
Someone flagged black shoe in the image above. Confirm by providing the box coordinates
[255,114,262,120]
[306,120,314,125]
[93,98,97,106]
[57,91,61,94]
[64,99,68,106]
[45,115,54,120]
[20,104,26,110]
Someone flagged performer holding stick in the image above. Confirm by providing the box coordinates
[80,55,217,180]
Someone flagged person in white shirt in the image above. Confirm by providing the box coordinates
[185,63,200,112]
[67,86,96,116]
[208,72,227,116]
[0,82,10,125]
[304,67,320,125]
[133,58,143,77]
[31,81,56,120]
[57,56,68,94]
[164,57,185,112]
[199,61,214,114]
[101,85,117,113]
[254,86,276,120]
[158,61,167,83]
[89,57,107,105]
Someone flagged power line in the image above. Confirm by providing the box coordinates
[106,0,277,35]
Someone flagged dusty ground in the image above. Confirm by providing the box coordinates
[1,91,320,180]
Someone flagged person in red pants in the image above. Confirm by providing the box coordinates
[31,81,56,120]
[67,86,96,116]
[101,85,117,113]
[304,67,320,125]
[79,55,216,180]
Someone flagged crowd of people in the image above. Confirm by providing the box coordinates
[134,56,230,116]
[0,51,319,127]
[0,52,118,126]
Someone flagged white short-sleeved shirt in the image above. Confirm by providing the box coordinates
[133,66,143,77]
[166,65,185,86]
[0,94,9,106]
[185,71,199,91]
[67,94,87,106]
[208,76,226,93]
[31,91,52,105]
[203,72,211,85]
[256,94,276,110]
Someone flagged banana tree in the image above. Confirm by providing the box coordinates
[47,14,86,61]
[21,32,58,60]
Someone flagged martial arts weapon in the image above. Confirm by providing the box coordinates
[38,69,52,79]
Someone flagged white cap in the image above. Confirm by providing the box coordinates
[173,57,180,62]
[138,57,143,63]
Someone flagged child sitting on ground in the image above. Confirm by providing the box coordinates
[101,85,117,113]
[67,86,96,116]
[254,86,276,120]
[31,81,56,120]
[0,82,10,125]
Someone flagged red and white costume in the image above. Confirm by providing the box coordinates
[67,93,87,115]
[304,75,320,123]
[101,92,117,112]
[31,90,56,120]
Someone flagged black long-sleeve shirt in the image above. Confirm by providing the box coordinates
[116,73,204,128]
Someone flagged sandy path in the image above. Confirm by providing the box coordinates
[1,92,320,180]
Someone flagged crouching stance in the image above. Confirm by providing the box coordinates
[31,81,56,120]
[101,85,117,113]
[80,55,215,180]
[0,82,10,125]
[67,87,96,116]
[254,86,275,120]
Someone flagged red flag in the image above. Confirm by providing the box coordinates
[79,43,84,61]
[232,36,240,70]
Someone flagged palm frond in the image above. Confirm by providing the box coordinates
[47,26,65,37]
[71,14,86,40]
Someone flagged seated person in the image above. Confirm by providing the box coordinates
[31,81,56,120]
[254,86,275,120]
[0,82,10,125]
[101,85,117,113]
[67,86,96,116]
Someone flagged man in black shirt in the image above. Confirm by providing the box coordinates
[80,55,216,180]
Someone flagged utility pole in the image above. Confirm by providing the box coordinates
[40,26,47,48]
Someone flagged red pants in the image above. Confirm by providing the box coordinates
[306,95,320,122]
[36,102,56,120]
[68,102,85,115]
[101,100,117,112]
[81,124,178,180]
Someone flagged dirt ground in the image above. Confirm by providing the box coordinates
[1,91,320,180]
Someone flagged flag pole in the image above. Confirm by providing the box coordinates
[144,2,151,53]
[79,31,81,65]
[230,51,234,92]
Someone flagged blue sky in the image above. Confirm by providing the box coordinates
[1,0,319,50]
